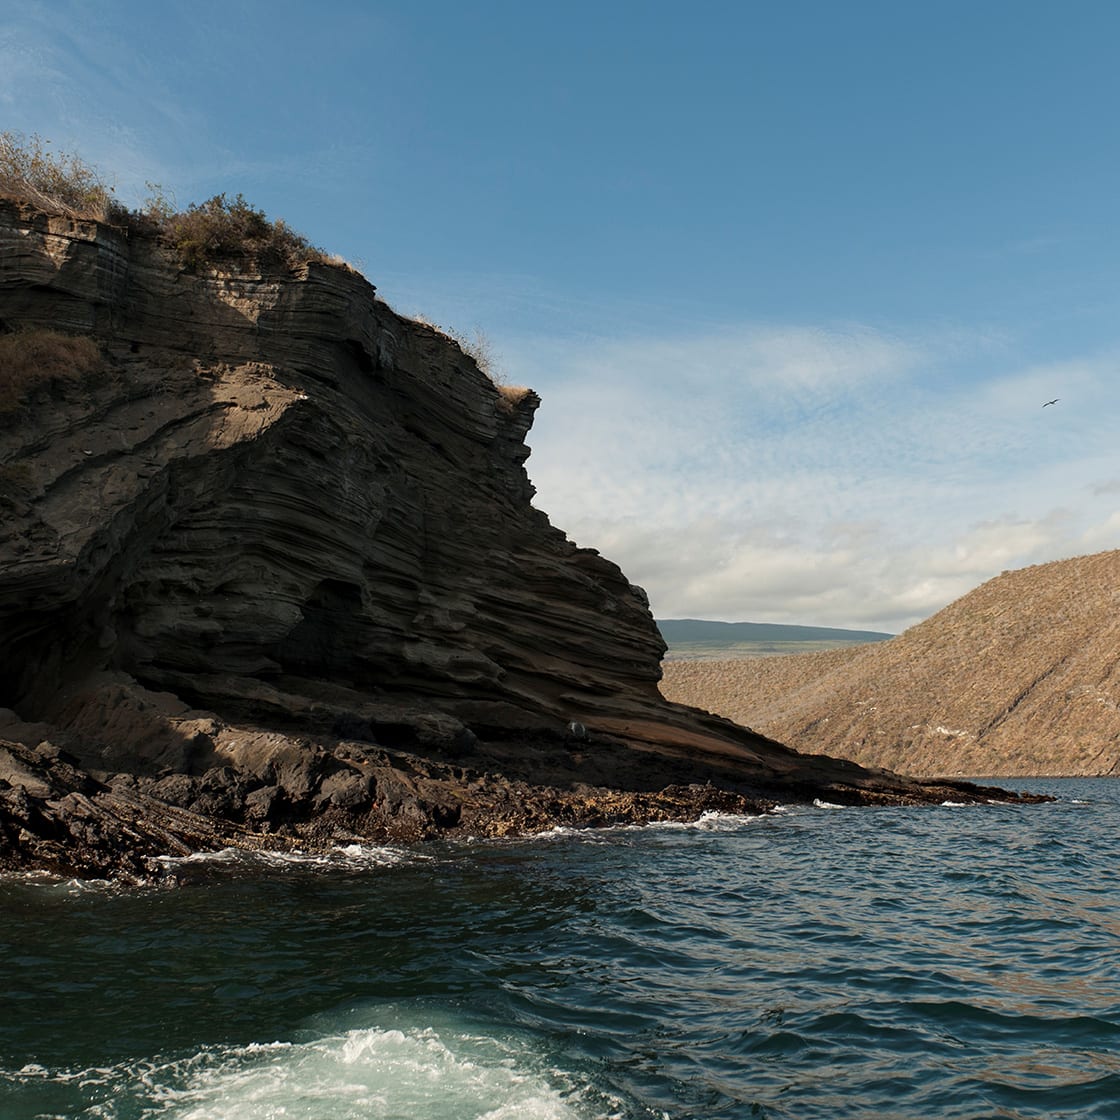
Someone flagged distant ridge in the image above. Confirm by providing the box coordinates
[658,618,894,646]
[660,549,1120,777]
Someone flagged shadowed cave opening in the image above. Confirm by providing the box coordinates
[276,578,366,677]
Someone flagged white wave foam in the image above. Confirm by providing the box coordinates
[812,798,845,810]
[0,869,133,895]
[153,846,242,866]
[153,842,418,873]
[4,1017,611,1120]
[940,801,970,807]
[645,809,765,832]
[516,810,765,844]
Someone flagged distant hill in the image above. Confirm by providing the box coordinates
[659,549,1120,777]
[657,618,893,660]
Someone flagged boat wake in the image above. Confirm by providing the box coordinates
[2,1003,645,1120]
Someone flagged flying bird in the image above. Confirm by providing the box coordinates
[1043,398,1059,407]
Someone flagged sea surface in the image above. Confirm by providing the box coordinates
[2,778,1118,1119]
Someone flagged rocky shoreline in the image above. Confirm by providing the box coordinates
[0,728,770,882]
[0,677,1044,883]
[0,727,1039,885]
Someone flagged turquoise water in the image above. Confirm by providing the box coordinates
[2,778,1118,1119]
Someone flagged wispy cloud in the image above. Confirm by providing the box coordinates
[0,4,378,212]
[508,321,1120,631]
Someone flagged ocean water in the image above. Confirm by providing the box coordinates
[2,778,1118,1120]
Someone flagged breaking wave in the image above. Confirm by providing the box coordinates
[2,1004,643,1120]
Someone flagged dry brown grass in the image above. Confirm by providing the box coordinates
[409,318,530,410]
[430,323,502,380]
[0,328,103,418]
[1,134,332,274]
[0,131,120,221]
[494,382,534,413]
[152,190,331,272]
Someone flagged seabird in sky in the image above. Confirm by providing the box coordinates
[1043,398,1059,407]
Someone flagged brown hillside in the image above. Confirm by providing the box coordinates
[660,549,1120,777]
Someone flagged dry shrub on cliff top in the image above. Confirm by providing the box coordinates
[448,325,498,378]
[494,382,534,413]
[0,134,331,274]
[0,328,103,419]
[415,319,531,411]
[152,190,331,272]
[0,131,121,221]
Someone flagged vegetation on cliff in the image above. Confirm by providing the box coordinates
[0,132,529,406]
[0,328,102,420]
[0,131,121,221]
[0,131,538,531]
[0,131,327,272]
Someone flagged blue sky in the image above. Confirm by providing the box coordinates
[4,0,1120,631]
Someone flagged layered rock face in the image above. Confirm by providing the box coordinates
[0,199,666,726]
[0,200,1031,877]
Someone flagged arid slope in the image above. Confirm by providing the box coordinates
[661,550,1120,777]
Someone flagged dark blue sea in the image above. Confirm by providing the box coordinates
[2,778,1118,1119]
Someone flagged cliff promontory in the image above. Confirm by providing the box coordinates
[662,549,1120,777]
[0,198,1032,877]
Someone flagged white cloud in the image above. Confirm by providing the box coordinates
[1078,510,1120,552]
[510,322,1120,632]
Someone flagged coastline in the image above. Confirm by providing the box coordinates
[0,699,1047,883]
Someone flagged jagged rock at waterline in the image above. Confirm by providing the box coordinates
[0,198,1037,878]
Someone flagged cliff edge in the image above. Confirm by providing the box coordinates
[0,199,1032,877]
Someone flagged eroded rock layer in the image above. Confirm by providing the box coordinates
[0,200,1035,877]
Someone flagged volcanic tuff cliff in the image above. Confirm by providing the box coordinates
[0,197,667,726]
[661,549,1120,777]
[0,199,1031,877]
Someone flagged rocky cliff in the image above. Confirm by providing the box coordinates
[661,549,1120,777]
[0,199,1033,877]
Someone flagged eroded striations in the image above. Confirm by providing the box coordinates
[0,200,1038,879]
